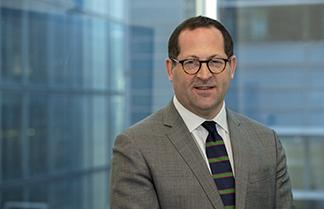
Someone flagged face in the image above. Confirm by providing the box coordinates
[166,27,237,119]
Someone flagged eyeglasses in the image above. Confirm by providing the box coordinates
[170,57,231,75]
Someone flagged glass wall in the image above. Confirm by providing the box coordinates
[0,0,195,208]
[218,0,324,208]
[1,0,324,209]
[0,1,122,208]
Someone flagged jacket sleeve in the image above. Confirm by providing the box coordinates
[109,133,160,209]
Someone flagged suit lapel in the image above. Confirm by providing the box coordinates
[227,110,250,209]
[163,102,224,209]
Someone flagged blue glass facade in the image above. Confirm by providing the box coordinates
[128,25,154,124]
[0,5,123,209]
[219,2,324,208]
[0,0,193,208]
[1,0,324,208]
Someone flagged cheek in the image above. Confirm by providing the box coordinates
[173,74,192,92]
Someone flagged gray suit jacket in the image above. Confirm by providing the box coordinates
[110,102,294,209]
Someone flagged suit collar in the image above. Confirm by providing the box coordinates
[162,101,180,128]
[162,101,225,209]
[173,96,229,133]
[163,103,251,209]
[227,109,250,209]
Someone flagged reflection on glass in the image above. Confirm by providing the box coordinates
[219,1,324,208]
[1,93,23,180]
[110,22,126,92]
[0,3,121,207]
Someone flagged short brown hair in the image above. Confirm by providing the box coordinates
[168,16,234,59]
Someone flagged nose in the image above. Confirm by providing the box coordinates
[196,63,212,80]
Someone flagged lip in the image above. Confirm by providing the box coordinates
[194,86,215,90]
[193,85,216,95]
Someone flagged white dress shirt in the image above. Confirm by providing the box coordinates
[173,96,235,175]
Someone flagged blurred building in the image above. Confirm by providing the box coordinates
[219,1,324,208]
[0,0,194,208]
[1,0,323,209]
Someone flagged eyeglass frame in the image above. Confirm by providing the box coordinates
[170,56,232,75]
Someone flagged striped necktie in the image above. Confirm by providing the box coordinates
[202,121,235,209]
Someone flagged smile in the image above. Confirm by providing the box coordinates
[194,86,215,90]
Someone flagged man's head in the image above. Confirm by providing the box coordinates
[166,16,237,119]
[168,16,234,59]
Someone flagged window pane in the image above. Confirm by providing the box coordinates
[220,1,324,208]
[1,93,23,180]
[0,0,196,208]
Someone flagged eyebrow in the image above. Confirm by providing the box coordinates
[183,54,225,60]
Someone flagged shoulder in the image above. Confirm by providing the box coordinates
[112,109,163,156]
[116,102,177,143]
[227,109,268,127]
[227,109,284,158]
[125,109,165,137]
[227,108,275,135]
[113,103,180,160]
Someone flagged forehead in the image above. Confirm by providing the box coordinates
[178,27,225,57]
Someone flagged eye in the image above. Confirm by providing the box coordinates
[209,59,224,67]
[184,59,198,65]
[210,59,224,64]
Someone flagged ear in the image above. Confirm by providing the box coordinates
[229,55,237,79]
[165,58,175,81]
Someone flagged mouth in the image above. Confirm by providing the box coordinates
[192,85,216,96]
[193,85,215,90]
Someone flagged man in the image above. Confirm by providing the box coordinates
[110,16,294,209]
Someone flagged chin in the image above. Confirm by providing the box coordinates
[195,100,221,111]
[195,99,217,107]
[195,103,217,111]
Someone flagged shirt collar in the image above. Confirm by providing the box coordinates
[173,96,229,133]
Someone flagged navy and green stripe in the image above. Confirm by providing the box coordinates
[206,140,224,147]
[202,121,235,208]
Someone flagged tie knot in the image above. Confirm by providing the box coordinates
[202,121,217,135]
